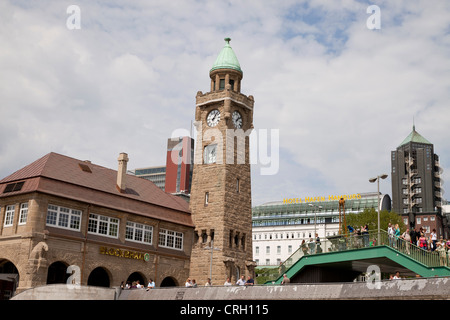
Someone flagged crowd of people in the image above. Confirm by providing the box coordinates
[120,279,155,290]
[294,223,450,268]
[120,224,450,291]
[185,275,255,287]
[299,233,322,255]
[388,224,450,266]
[120,275,259,290]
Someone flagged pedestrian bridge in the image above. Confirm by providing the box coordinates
[270,230,450,284]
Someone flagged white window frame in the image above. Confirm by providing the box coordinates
[88,213,119,238]
[19,203,29,225]
[4,205,15,227]
[46,205,82,231]
[158,228,183,250]
[125,221,153,244]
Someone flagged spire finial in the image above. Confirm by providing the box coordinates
[413,116,415,131]
[224,37,231,45]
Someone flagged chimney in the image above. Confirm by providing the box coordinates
[117,152,129,192]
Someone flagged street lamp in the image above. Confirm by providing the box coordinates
[369,174,388,244]
[204,240,221,284]
[308,203,322,238]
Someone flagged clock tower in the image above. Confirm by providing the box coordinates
[189,38,255,285]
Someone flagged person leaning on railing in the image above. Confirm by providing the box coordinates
[401,228,411,255]
[418,233,428,251]
[436,241,447,267]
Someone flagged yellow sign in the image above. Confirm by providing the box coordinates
[283,193,362,204]
[99,246,150,262]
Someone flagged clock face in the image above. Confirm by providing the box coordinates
[232,111,243,129]
[206,109,220,127]
[204,144,217,164]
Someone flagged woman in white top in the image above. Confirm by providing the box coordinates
[431,229,437,251]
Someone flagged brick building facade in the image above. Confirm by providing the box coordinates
[0,152,194,297]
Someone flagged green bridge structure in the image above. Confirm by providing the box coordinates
[269,230,450,284]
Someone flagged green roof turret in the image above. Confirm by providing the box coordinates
[398,125,432,147]
[210,38,242,73]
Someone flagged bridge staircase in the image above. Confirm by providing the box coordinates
[270,230,450,284]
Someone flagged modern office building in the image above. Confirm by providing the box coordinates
[0,152,194,298]
[252,192,391,267]
[132,136,194,197]
[132,166,166,190]
[391,126,446,238]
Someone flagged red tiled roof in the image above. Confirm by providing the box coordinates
[0,152,193,227]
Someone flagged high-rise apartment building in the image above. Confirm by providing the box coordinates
[391,126,446,237]
[165,136,194,195]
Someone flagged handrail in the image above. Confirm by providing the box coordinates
[276,230,449,279]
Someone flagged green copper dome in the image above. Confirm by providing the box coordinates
[210,38,242,73]
[398,126,432,147]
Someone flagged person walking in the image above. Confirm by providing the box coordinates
[419,233,427,251]
[308,238,316,254]
[437,241,447,266]
[301,239,309,255]
[362,225,369,247]
[388,223,394,247]
[315,233,322,253]
[394,224,401,249]
[431,229,437,251]
[401,228,411,254]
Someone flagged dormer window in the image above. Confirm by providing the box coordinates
[3,181,25,193]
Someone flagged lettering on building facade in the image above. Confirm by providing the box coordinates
[99,246,150,262]
[283,193,362,204]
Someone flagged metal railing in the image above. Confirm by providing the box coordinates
[276,230,449,278]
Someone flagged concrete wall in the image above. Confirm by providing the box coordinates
[11,284,118,300]
[119,277,450,300]
[11,277,450,300]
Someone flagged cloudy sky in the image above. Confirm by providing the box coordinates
[1,0,449,206]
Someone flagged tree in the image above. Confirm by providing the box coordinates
[344,208,405,234]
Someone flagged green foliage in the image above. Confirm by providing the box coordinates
[343,208,406,234]
[255,267,279,284]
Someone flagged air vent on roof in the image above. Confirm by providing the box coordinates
[3,181,25,193]
[78,163,92,173]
